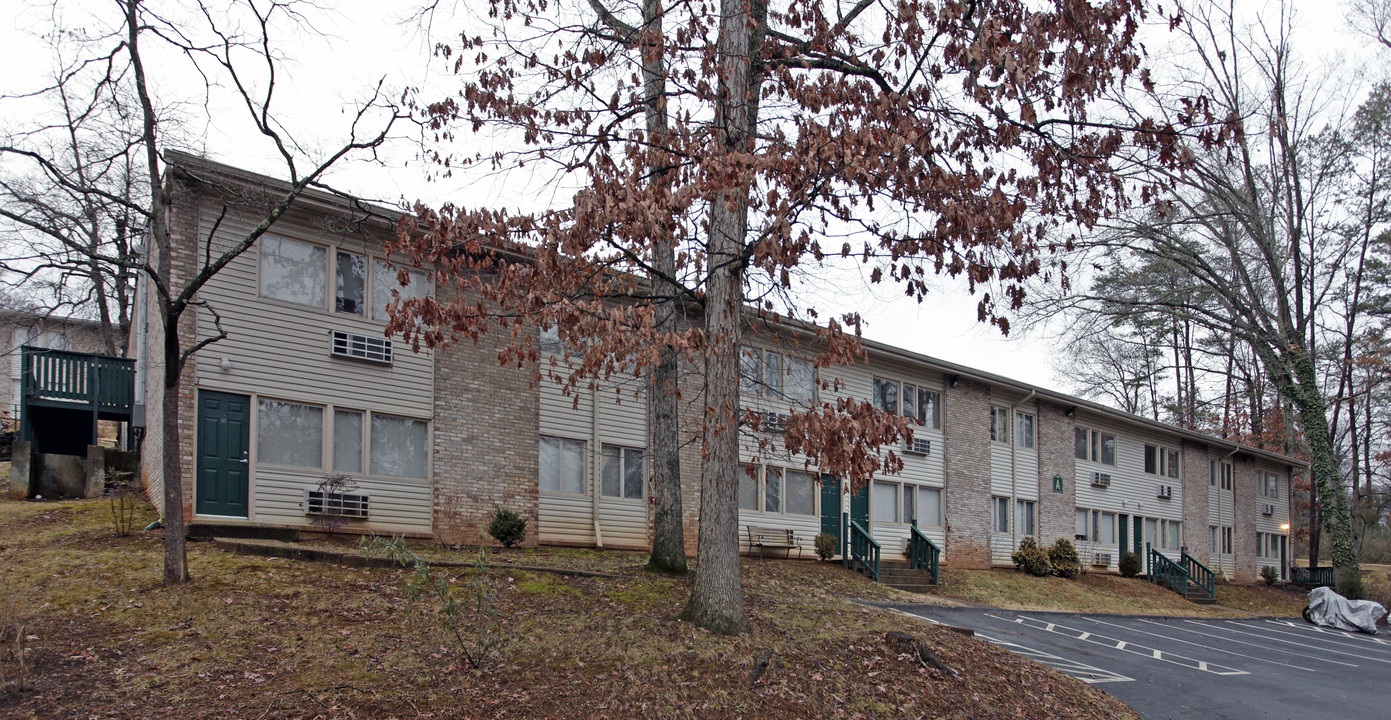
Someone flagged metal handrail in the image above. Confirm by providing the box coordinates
[1147,544,1189,596]
[847,519,881,582]
[1180,550,1215,599]
[908,522,941,585]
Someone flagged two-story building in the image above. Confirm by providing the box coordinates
[135,152,1299,584]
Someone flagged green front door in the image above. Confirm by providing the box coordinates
[850,482,869,527]
[196,390,250,517]
[1119,515,1129,555]
[820,475,843,554]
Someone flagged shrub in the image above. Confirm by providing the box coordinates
[1118,551,1142,578]
[1337,570,1366,600]
[1011,537,1052,577]
[813,532,838,561]
[311,473,359,533]
[360,535,511,670]
[487,508,528,548]
[1259,566,1278,586]
[106,470,139,537]
[1049,538,1081,579]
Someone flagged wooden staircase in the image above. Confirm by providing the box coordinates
[875,559,938,593]
[1185,579,1216,604]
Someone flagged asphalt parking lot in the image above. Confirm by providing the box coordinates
[890,605,1388,720]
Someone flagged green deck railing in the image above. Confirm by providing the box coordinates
[1180,550,1215,600]
[908,523,941,585]
[21,346,135,414]
[845,518,881,582]
[1147,545,1189,596]
[1290,566,1335,588]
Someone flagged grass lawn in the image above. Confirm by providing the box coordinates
[929,567,1309,618]
[0,498,1137,719]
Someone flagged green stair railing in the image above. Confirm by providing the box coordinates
[846,519,881,582]
[1147,544,1189,596]
[908,522,941,585]
[21,347,135,414]
[1180,550,1215,599]
[1290,566,1335,588]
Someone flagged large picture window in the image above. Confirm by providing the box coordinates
[333,409,363,473]
[740,347,815,404]
[258,399,323,468]
[736,463,816,516]
[873,378,941,429]
[539,436,586,494]
[1074,427,1115,465]
[261,235,325,307]
[370,414,429,479]
[601,445,645,499]
[1144,444,1180,479]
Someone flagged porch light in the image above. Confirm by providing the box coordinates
[220,357,232,371]
[1280,523,1290,531]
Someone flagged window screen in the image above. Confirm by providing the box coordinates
[372,260,428,321]
[873,481,899,524]
[785,470,814,516]
[258,399,323,468]
[261,235,325,307]
[333,409,363,473]
[370,414,429,479]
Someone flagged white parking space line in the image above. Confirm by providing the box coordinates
[1139,619,1360,668]
[887,609,1133,685]
[988,614,1248,676]
[974,631,1134,685]
[1081,617,1320,671]
[1182,620,1391,665]
[1258,620,1391,653]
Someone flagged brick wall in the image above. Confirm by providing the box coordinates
[675,351,708,555]
[1182,442,1211,563]
[1036,401,1076,546]
[944,378,992,568]
[431,288,540,546]
[1233,456,1259,582]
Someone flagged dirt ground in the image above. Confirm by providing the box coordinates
[0,499,1137,720]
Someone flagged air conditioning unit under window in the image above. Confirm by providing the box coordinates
[761,411,789,433]
[1092,472,1112,487]
[1157,485,1173,499]
[331,330,393,364]
[305,490,370,518]
[1092,552,1112,566]
[1261,503,1275,516]
[904,437,931,455]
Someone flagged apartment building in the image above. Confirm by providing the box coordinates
[136,152,1299,583]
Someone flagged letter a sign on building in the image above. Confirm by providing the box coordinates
[1052,474,1064,493]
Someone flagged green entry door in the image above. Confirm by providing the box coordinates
[196,390,250,517]
[850,482,869,527]
[820,475,842,538]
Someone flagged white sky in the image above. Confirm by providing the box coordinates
[0,0,1374,396]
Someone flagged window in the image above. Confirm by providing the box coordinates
[1220,462,1233,490]
[738,464,816,515]
[993,497,1010,533]
[601,445,645,499]
[873,481,899,524]
[1099,512,1116,544]
[873,378,941,428]
[333,409,363,473]
[336,251,365,315]
[371,259,428,321]
[1141,517,1182,551]
[914,486,943,527]
[784,470,815,516]
[1210,525,1218,553]
[738,464,759,510]
[261,235,326,307]
[540,436,586,494]
[258,399,323,468]
[741,347,815,404]
[1255,532,1282,559]
[371,414,429,478]
[766,467,783,513]
[1209,460,1217,486]
[1075,508,1089,540]
[1074,427,1115,465]
[1263,472,1280,498]
[1016,499,1036,536]
[1015,412,1035,449]
[990,407,1010,443]
[1220,526,1233,554]
[1144,444,1180,478]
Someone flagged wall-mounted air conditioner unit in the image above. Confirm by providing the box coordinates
[762,411,789,433]
[331,330,393,364]
[1092,472,1112,487]
[1157,485,1173,499]
[304,490,370,518]
[904,437,931,455]
[1092,552,1112,566]
[1261,503,1275,516]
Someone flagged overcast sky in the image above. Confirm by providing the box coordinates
[0,0,1376,395]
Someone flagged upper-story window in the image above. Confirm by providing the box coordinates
[872,378,941,429]
[260,234,429,319]
[1262,472,1280,498]
[990,406,1009,443]
[739,347,814,405]
[1074,427,1116,466]
[1144,444,1180,479]
[261,235,326,307]
[1015,411,1035,449]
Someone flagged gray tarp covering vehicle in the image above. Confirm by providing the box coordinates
[1303,586,1388,635]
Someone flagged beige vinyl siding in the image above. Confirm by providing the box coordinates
[253,467,432,534]
[192,210,433,419]
[536,359,650,548]
[1253,462,1290,573]
[987,393,1039,565]
[1072,414,1185,563]
[1207,452,1237,575]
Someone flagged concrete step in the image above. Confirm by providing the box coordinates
[884,583,936,594]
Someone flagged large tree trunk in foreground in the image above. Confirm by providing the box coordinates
[1287,348,1357,571]
[680,0,762,634]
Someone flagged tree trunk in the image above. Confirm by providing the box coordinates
[160,316,189,584]
[643,0,688,576]
[681,0,763,634]
[1286,348,1357,571]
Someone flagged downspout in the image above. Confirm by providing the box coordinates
[592,384,603,548]
[1010,389,1038,551]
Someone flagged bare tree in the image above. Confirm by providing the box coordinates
[1,0,405,584]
